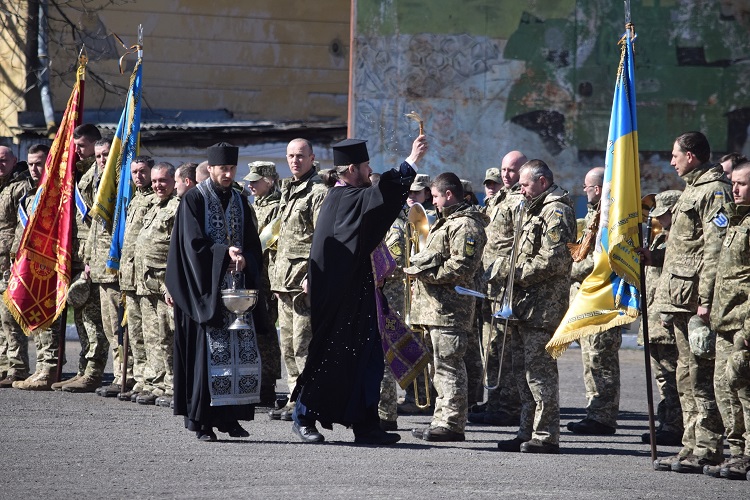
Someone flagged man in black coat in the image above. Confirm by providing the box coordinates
[291,135,428,445]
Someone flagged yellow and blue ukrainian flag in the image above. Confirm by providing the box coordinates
[91,56,142,272]
[546,28,641,358]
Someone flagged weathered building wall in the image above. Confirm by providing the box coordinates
[0,1,30,139]
[351,0,750,199]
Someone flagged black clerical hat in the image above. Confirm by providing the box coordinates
[332,138,369,166]
[207,142,239,166]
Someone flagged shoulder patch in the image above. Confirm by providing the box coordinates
[554,208,564,218]
[713,211,729,228]
[388,243,402,257]
[547,225,562,244]
[464,236,476,257]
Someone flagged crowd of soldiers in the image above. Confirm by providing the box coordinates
[0,126,748,478]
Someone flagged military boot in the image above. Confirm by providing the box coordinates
[704,455,742,478]
[12,371,53,391]
[61,375,101,393]
[721,455,750,480]
[51,374,81,391]
[0,373,27,388]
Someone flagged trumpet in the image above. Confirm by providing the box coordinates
[481,198,526,390]
[403,202,434,409]
[259,215,281,252]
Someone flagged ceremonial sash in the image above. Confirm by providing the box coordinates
[198,180,261,406]
[371,242,431,389]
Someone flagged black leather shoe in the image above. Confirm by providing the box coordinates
[566,418,616,435]
[292,422,325,443]
[130,392,140,403]
[136,392,157,405]
[496,437,525,452]
[196,430,217,442]
[520,439,559,454]
[412,426,465,442]
[641,430,682,446]
[354,429,401,445]
[96,384,121,397]
[379,419,398,431]
[155,396,172,408]
[218,423,250,438]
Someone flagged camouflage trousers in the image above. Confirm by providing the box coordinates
[649,342,683,434]
[424,326,468,433]
[481,299,521,415]
[0,299,29,377]
[74,285,108,379]
[378,365,398,422]
[673,312,724,461]
[714,330,750,456]
[124,291,151,392]
[510,324,559,445]
[30,320,61,374]
[580,327,622,427]
[139,294,174,397]
[464,301,483,406]
[98,283,133,387]
[276,291,311,395]
[256,294,281,399]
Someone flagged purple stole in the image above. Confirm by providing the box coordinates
[371,242,430,389]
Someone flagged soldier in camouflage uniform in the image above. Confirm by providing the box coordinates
[638,190,683,446]
[470,152,526,426]
[7,145,59,390]
[0,145,33,387]
[135,163,179,407]
[407,173,488,442]
[652,132,732,473]
[116,156,155,402]
[493,160,575,454]
[174,162,198,197]
[567,167,623,435]
[246,161,282,404]
[269,139,327,419]
[706,161,750,478]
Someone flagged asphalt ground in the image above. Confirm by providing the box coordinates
[0,340,748,499]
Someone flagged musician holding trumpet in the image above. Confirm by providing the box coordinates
[491,160,576,454]
[406,173,488,442]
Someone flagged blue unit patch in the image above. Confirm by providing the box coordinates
[713,212,729,228]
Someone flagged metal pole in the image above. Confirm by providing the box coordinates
[640,207,658,463]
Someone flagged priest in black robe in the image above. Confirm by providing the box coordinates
[166,143,270,441]
[291,134,428,445]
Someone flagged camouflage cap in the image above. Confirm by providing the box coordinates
[410,173,431,192]
[688,315,716,360]
[244,161,277,182]
[66,272,90,309]
[460,179,473,194]
[484,167,501,185]
[651,190,682,217]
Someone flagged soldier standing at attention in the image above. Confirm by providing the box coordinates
[494,160,576,454]
[115,156,155,402]
[705,160,750,479]
[650,131,732,473]
[567,166,623,436]
[245,161,282,405]
[269,139,327,420]
[407,172,488,442]
[134,162,180,407]
[470,152,526,426]
[0,145,33,387]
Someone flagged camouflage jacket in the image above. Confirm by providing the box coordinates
[383,208,408,316]
[253,189,281,232]
[407,203,488,329]
[72,156,96,268]
[270,169,327,293]
[10,185,36,259]
[497,185,576,332]
[711,205,750,335]
[570,202,598,284]
[482,184,523,293]
[0,170,32,277]
[119,187,156,292]
[639,231,675,345]
[83,163,116,284]
[659,163,732,314]
[135,194,180,296]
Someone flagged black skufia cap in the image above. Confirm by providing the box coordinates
[207,142,239,166]
[332,138,369,166]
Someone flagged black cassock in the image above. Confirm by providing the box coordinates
[293,162,415,429]
[166,183,271,432]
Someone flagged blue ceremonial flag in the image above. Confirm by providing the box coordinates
[91,57,142,272]
[547,28,642,358]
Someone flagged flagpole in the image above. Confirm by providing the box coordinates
[625,0,658,463]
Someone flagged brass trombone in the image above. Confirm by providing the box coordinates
[403,202,434,409]
[481,198,526,391]
[259,215,281,252]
